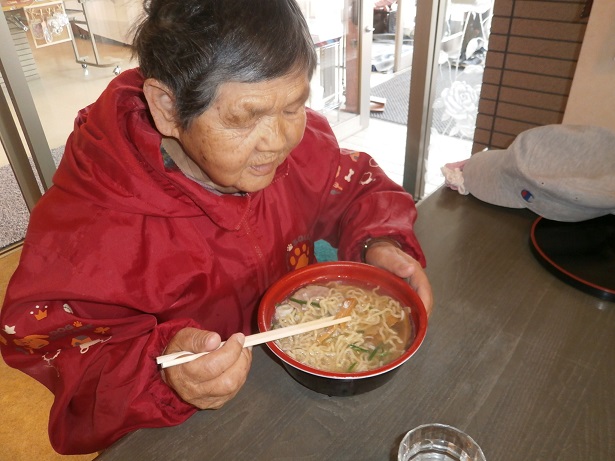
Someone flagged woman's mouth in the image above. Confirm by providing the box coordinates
[250,162,277,176]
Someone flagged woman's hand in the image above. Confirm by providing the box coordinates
[162,328,252,409]
[364,241,434,317]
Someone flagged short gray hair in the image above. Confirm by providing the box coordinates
[132,0,317,128]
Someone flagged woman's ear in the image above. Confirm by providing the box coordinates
[143,79,180,137]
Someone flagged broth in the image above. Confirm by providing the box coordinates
[271,282,413,373]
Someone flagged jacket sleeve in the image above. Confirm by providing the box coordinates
[0,247,199,455]
[302,112,426,266]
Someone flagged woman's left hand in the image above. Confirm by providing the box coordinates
[364,241,434,317]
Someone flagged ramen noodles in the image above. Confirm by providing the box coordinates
[272,282,412,373]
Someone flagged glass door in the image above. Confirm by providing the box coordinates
[419,0,493,197]
[298,0,373,139]
[354,0,493,200]
[1,0,139,252]
[1,5,55,251]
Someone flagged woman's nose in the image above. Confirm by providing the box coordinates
[256,115,286,152]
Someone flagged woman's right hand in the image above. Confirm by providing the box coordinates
[162,328,252,409]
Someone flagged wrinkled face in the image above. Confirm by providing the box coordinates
[175,71,311,194]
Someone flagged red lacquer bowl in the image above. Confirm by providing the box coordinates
[257,261,428,396]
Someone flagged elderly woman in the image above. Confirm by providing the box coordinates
[0,0,432,455]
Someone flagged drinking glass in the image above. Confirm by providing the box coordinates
[398,423,486,461]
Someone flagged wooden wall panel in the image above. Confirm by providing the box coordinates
[472,0,589,152]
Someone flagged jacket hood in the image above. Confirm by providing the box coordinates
[51,68,274,230]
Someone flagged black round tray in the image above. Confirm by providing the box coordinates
[529,214,615,302]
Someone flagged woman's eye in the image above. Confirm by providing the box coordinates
[284,106,304,116]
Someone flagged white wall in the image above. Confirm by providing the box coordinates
[65,0,142,45]
[563,0,615,130]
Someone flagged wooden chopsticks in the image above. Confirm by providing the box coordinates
[156,315,352,369]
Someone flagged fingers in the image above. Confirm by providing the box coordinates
[183,337,252,409]
[163,329,252,410]
[165,327,223,356]
[408,267,434,317]
[187,333,245,382]
[364,242,413,276]
[365,243,434,317]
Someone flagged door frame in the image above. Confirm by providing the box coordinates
[404,0,448,199]
[0,12,55,210]
[331,0,374,140]
[332,0,455,200]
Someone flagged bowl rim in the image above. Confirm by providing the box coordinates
[257,261,428,380]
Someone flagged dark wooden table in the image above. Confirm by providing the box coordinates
[96,188,615,461]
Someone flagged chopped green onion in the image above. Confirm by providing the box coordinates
[347,362,358,372]
[289,297,321,307]
[349,344,370,353]
[369,343,383,360]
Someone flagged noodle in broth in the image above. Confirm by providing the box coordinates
[272,282,412,373]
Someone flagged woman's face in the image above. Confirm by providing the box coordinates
[175,71,311,194]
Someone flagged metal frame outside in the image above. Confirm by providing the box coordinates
[0,11,56,211]
[404,0,448,199]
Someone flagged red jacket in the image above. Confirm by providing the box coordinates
[0,68,425,454]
